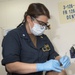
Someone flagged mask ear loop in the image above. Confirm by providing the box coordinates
[28,16,34,30]
[28,23,32,31]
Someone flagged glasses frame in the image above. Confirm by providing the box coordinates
[31,17,50,29]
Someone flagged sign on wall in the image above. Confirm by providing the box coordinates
[58,0,75,24]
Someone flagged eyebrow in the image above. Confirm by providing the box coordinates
[31,17,48,25]
[35,19,48,24]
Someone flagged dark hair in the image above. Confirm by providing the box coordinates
[24,3,50,21]
[17,3,50,27]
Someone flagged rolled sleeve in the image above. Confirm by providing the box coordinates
[44,35,59,60]
[1,30,21,66]
[49,48,59,59]
[48,42,59,59]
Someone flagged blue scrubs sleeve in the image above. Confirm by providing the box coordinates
[2,30,21,66]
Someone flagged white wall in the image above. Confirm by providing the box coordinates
[0,0,75,75]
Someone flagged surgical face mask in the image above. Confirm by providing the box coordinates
[29,23,46,36]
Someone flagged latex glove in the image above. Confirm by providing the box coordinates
[36,59,63,72]
[59,56,71,69]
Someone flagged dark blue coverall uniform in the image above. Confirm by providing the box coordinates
[1,23,59,75]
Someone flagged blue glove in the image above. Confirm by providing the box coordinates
[59,56,71,68]
[36,59,63,72]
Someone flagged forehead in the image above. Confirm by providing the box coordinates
[36,15,48,22]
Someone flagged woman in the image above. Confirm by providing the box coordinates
[1,3,70,75]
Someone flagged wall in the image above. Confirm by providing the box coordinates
[0,0,75,75]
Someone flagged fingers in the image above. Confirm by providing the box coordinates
[63,61,71,68]
[64,56,69,61]
[62,56,70,63]
[53,66,63,72]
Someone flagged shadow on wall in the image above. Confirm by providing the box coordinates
[48,15,59,40]
[0,28,6,75]
[45,15,59,52]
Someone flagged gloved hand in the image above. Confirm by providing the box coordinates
[36,59,63,72]
[59,56,71,69]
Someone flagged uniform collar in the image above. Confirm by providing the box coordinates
[20,24,31,41]
[18,23,47,49]
[20,24,46,41]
